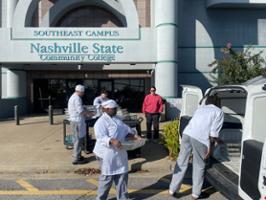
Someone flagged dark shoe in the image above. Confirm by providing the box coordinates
[79,156,85,161]
[192,192,209,199]
[72,159,86,165]
[169,190,182,198]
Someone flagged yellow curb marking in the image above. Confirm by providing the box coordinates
[86,178,117,194]
[0,190,96,195]
[0,188,191,196]
[159,178,192,193]
[128,189,169,195]
[0,178,192,196]
[180,184,192,192]
[16,179,39,192]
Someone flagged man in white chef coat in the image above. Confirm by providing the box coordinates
[67,84,94,165]
[169,96,224,199]
[93,99,140,200]
[93,90,109,119]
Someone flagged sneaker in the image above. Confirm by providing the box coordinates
[192,192,209,199]
[169,190,175,196]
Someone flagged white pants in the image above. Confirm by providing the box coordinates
[169,134,207,198]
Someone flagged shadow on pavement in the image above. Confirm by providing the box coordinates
[124,165,216,200]
[129,139,168,173]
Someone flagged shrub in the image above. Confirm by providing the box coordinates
[209,43,266,85]
[161,119,180,160]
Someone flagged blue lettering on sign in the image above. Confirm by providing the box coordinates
[30,42,124,62]
[85,30,119,37]
[30,43,89,54]
[33,30,83,37]
[92,43,124,54]
[32,30,120,38]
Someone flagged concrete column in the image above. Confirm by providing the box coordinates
[1,67,7,98]
[1,0,18,27]
[155,0,178,98]
[6,68,26,98]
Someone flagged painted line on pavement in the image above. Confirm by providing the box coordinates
[0,190,96,195]
[0,179,192,196]
[86,178,117,194]
[159,177,191,193]
[0,189,184,196]
[16,179,39,192]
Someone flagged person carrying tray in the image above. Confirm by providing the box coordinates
[93,99,141,200]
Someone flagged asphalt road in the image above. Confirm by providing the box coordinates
[0,175,227,200]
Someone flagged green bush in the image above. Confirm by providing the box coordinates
[209,43,266,85]
[161,119,180,160]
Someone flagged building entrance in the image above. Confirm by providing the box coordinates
[32,78,147,113]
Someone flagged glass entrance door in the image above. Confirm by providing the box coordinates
[32,78,146,113]
[99,80,114,94]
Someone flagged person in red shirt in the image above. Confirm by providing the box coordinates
[142,86,164,139]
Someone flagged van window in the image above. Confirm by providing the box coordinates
[252,96,266,143]
[221,98,246,116]
[214,90,246,124]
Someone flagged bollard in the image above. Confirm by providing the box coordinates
[14,105,19,125]
[48,105,53,125]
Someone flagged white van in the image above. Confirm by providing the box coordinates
[180,76,266,200]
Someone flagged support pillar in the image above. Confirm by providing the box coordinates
[2,67,26,99]
[6,69,26,98]
[155,0,178,98]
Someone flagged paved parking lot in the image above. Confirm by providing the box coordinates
[0,176,227,200]
[0,116,228,199]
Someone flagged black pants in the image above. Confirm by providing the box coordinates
[145,113,160,139]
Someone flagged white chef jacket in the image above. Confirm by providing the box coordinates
[67,93,86,138]
[93,112,134,175]
[183,104,224,148]
[93,96,108,118]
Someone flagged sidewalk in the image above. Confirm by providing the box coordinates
[0,115,175,179]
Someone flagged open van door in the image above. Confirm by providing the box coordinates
[179,85,203,136]
[239,84,266,200]
[258,137,266,200]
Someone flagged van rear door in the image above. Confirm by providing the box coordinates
[179,85,203,136]
[239,84,266,200]
[259,137,266,200]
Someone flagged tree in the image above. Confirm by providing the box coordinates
[209,43,266,85]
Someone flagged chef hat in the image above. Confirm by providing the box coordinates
[102,99,118,109]
[75,84,85,92]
